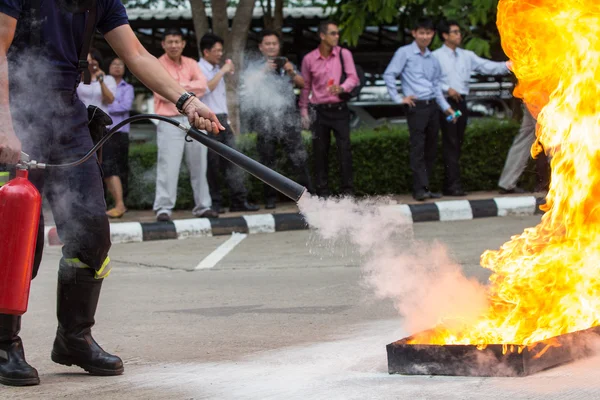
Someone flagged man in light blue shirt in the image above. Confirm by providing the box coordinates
[383,18,457,201]
[198,33,259,214]
[433,19,511,196]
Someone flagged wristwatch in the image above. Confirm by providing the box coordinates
[176,92,196,114]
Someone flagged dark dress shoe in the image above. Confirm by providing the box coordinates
[265,199,276,210]
[212,205,226,214]
[443,189,467,196]
[498,186,527,194]
[229,201,260,212]
[156,213,171,222]
[413,191,426,201]
[425,191,442,199]
[196,209,219,218]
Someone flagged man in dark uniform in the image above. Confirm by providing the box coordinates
[0,0,223,386]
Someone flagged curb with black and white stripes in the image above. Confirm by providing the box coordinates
[45,196,545,246]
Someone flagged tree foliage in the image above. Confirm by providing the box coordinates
[321,0,502,57]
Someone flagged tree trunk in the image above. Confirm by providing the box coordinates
[222,0,256,134]
[211,0,230,42]
[273,0,284,34]
[261,0,284,34]
[189,0,209,53]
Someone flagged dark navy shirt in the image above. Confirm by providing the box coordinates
[0,0,129,90]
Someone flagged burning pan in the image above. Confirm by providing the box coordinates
[387,325,600,377]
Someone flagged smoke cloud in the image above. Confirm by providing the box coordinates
[238,54,308,170]
[298,193,488,335]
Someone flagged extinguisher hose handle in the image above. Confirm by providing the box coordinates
[41,114,188,169]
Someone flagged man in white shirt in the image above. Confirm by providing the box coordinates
[198,33,259,213]
[433,20,511,196]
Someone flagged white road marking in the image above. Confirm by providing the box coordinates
[195,232,247,270]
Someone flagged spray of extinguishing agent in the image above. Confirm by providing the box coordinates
[0,114,307,316]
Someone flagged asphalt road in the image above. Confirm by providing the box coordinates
[6,215,600,399]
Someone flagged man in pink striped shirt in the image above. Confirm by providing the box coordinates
[299,21,359,198]
[153,29,217,221]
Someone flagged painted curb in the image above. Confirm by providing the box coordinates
[45,196,545,246]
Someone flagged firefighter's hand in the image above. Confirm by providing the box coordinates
[0,127,22,164]
[183,96,225,134]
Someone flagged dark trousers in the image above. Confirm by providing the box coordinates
[206,114,247,207]
[406,101,440,193]
[101,131,130,197]
[11,95,111,278]
[311,103,354,197]
[256,119,313,202]
[439,98,468,192]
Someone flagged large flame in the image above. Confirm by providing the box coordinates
[410,0,600,346]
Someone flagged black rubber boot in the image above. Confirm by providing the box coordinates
[0,314,40,386]
[51,268,124,376]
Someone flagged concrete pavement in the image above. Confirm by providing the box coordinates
[7,215,600,399]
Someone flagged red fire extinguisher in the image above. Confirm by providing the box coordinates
[0,168,41,315]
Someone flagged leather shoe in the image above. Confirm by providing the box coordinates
[413,191,426,201]
[229,202,260,212]
[265,199,276,210]
[499,186,527,194]
[156,212,171,222]
[196,209,219,218]
[212,205,226,214]
[426,191,442,199]
[443,189,467,196]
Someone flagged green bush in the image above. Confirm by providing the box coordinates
[124,118,532,209]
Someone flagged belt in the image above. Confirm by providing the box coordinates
[413,99,436,105]
[312,102,347,110]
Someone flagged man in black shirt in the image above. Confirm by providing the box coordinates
[0,0,222,386]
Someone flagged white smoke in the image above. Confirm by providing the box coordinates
[298,193,489,335]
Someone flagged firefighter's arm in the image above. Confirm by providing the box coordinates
[104,24,224,133]
[0,14,22,164]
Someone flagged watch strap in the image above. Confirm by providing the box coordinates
[176,92,196,114]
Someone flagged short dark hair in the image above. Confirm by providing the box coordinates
[412,17,435,31]
[163,28,184,41]
[259,29,280,44]
[200,33,224,55]
[318,20,337,35]
[438,19,460,41]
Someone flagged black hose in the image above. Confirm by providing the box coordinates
[44,114,307,202]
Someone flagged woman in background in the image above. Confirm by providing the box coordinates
[104,57,134,218]
[77,49,116,113]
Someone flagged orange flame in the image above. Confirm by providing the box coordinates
[410,0,600,346]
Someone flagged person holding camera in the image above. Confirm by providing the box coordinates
[299,21,358,198]
[252,29,312,209]
[76,49,116,114]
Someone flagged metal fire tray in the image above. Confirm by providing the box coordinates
[387,325,600,377]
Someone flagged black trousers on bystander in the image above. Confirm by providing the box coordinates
[311,102,354,197]
[406,100,440,195]
[439,97,468,194]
